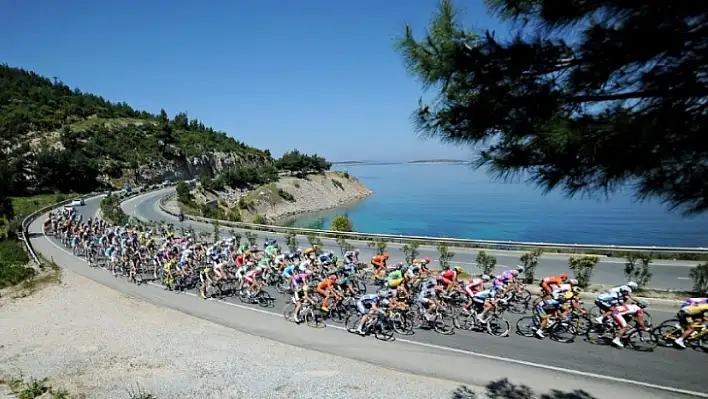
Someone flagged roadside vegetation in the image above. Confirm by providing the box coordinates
[0,64,271,203]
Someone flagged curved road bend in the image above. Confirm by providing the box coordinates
[129,188,698,291]
[27,195,707,398]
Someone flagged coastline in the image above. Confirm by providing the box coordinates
[273,193,372,226]
[188,171,374,223]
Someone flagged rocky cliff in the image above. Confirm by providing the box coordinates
[131,151,271,185]
[192,171,373,222]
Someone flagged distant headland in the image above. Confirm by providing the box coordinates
[333,159,470,165]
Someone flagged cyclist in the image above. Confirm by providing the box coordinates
[440,266,464,294]
[610,301,650,347]
[594,282,638,323]
[386,267,405,289]
[292,270,314,323]
[243,266,264,296]
[540,272,568,299]
[316,273,340,312]
[474,286,502,323]
[535,294,571,339]
[675,297,708,348]
[371,253,390,278]
[318,251,334,266]
[264,242,279,258]
[463,274,490,312]
[199,264,214,299]
[493,267,523,296]
[344,248,360,265]
[353,292,382,335]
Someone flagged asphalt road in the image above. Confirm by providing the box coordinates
[28,193,708,398]
[128,188,698,291]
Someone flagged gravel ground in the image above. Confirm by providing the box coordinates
[0,271,461,399]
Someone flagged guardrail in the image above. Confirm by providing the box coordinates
[20,188,156,267]
[20,192,103,266]
[156,192,708,255]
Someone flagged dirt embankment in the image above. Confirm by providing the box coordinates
[193,171,373,222]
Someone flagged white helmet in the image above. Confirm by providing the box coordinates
[511,270,519,277]
[627,281,638,290]
[481,274,491,282]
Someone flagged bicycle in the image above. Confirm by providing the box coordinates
[238,285,275,307]
[516,315,576,343]
[585,317,656,351]
[345,310,395,341]
[454,305,510,337]
[652,319,708,351]
[283,298,326,328]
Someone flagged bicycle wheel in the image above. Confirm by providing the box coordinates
[374,319,396,341]
[256,290,275,308]
[455,311,477,331]
[515,316,538,338]
[652,320,682,347]
[305,308,326,328]
[345,312,362,333]
[626,329,657,352]
[586,323,612,346]
[432,313,455,335]
[517,288,532,304]
[588,306,603,319]
[391,312,414,335]
[642,311,653,327]
[283,303,297,322]
[571,314,592,336]
[487,314,510,337]
[549,322,576,343]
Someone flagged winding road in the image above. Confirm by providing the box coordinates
[27,192,708,399]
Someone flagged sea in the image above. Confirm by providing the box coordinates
[282,163,708,247]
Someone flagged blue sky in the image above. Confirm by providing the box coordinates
[1,0,509,162]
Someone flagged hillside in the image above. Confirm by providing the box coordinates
[0,64,272,196]
[181,171,373,223]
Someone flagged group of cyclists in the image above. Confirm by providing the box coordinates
[44,206,708,350]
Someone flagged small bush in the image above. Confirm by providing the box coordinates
[690,262,708,295]
[331,179,344,190]
[244,232,258,246]
[277,188,295,202]
[624,254,653,289]
[519,249,543,284]
[476,251,496,275]
[569,256,599,288]
[367,238,388,255]
[330,215,353,232]
[336,236,355,256]
[252,214,267,224]
[402,241,420,265]
[286,232,298,252]
[343,171,350,179]
[306,234,324,250]
[238,197,252,210]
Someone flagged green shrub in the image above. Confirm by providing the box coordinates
[438,243,456,270]
[277,188,295,202]
[275,149,331,174]
[330,215,353,232]
[569,256,599,288]
[252,214,267,224]
[0,239,30,264]
[402,241,420,265]
[690,263,708,295]
[0,261,36,288]
[624,254,653,289]
[367,238,388,255]
[519,249,543,284]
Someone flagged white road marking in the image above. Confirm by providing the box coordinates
[37,225,707,398]
[677,277,690,280]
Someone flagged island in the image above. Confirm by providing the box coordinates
[407,159,471,164]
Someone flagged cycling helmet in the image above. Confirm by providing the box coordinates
[627,281,639,290]
[395,261,404,269]
[424,256,432,263]
[255,266,263,273]
[511,270,519,277]
[620,285,632,293]
[383,253,390,259]
[481,274,491,282]
[637,300,649,308]
[569,279,578,286]
[246,261,255,267]
[516,265,524,273]
[354,248,360,254]
[328,274,337,281]
[454,266,463,273]
[559,272,568,280]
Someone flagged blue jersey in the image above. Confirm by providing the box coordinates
[474,288,496,300]
[319,254,331,263]
[282,265,296,277]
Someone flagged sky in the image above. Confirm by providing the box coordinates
[0,0,511,162]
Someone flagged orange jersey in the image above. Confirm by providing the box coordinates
[372,255,386,264]
[317,280,334,291]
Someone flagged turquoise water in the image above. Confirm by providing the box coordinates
[284,163,708,247]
